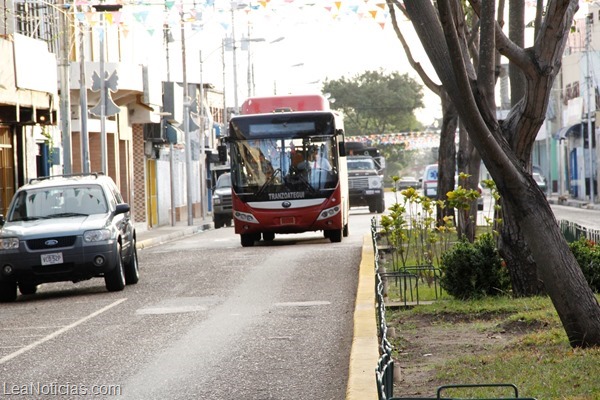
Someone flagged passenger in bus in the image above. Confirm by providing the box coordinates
[259,152,275,179]
[312,151,332,171]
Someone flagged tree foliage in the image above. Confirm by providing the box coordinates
[321,69,424,136]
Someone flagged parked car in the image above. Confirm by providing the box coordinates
[396,176,420,190]
[0,173,138,302]
[533,172,548,194]
[212,172,233,229]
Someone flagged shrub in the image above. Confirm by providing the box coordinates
[569,238,600,292]
[440,233,510,299]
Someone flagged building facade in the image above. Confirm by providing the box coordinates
[0,0,224,230]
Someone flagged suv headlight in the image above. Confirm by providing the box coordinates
[84,229,111,242]
[213,196,221,205]
[0,238,19,250]
[368,176,383,189]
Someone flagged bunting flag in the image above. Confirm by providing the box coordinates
[346,132,440,150]
[69,0,396,40]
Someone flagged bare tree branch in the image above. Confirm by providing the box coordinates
[388,0,441,97]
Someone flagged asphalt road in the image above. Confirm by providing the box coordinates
[0,209,376,400]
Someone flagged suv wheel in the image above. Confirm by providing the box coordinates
[376,197,385,213]
[18,283,37,295]
[105,243,126,292]
[124,240,140,285]
[0,281,17,302]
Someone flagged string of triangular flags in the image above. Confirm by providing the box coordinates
[72,0,390,35]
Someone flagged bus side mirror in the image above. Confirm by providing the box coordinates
[218,144,228,162]
[339,142,346,157]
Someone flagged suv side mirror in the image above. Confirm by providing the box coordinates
[0,214,5,226]
[115,203,130,215]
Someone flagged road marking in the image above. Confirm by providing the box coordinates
[0,298,127,365]
[274,301,330,307]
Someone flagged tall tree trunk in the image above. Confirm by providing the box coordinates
[498,201,546,296]
[457,121,481,242]
[437,91,457,226]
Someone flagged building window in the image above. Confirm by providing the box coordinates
[14,0,60,53]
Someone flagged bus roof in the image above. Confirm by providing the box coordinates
[240,94,330,115]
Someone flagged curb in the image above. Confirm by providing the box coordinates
[346,234,378,400]
[136,223,212,250]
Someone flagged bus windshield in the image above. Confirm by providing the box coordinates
[230,136,338,200]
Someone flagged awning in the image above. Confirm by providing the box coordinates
[553,124,581,140]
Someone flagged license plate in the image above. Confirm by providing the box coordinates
[280,216,295,225]
[366,190,375,195]
[41,252,63,266]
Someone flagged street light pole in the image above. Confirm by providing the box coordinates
[231,7,239,114]
[222,38,228,138]
[199,50,206,220]
[99,11,107,174]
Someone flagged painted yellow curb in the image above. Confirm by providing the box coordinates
[346,234,378,400]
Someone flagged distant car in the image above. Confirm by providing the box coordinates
[347,155,385,213]
[533,172,547,193]
[0,173,138,302]
[396,176,420,190]
[422,164,439,198]
[421,164,483,210]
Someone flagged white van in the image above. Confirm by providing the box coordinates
[421,164,484,210]
[422,164,438,198]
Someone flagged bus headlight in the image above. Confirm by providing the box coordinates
[234,211,259,224]
[317,205,341,220]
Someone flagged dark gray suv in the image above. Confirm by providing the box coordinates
[0,173,138,302]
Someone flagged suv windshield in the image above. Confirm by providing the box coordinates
[9,185,108,221]
[348,158,376,171]
[216,173,231,189]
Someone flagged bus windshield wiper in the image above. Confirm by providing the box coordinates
[257,168,282,197]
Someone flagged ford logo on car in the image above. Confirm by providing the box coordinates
[45,239,59,246]
[282,201,291,208]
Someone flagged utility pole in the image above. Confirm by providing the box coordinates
[181,9,193,226]
[586,13,595,204]
[58,0,72,174]
[78,12,90,173]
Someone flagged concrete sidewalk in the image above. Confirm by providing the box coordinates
[547,194,600,210]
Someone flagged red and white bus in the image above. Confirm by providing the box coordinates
[225,94,349,247]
